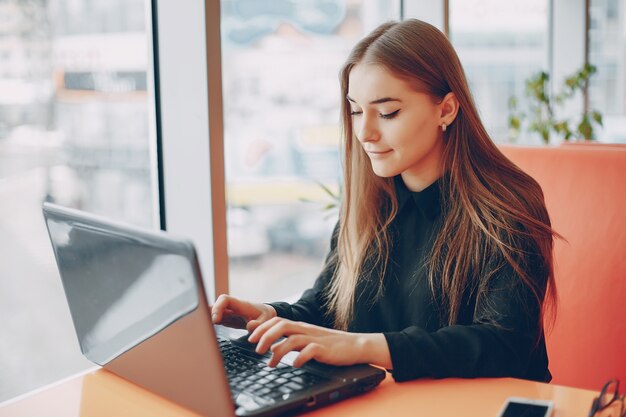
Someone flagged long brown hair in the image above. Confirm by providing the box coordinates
[326,19,557,334]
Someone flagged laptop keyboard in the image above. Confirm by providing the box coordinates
[218,338,328,402]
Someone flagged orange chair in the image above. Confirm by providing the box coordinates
[500,144,626,391]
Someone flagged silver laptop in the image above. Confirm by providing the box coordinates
[42,202,385,417]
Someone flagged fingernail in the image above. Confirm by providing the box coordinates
[212,314,217,322]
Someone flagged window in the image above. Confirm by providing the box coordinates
[221,0,401,302]
[0,0,157,401]
[449,0,549,143]
[589,0,626,143]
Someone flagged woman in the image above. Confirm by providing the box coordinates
[212,19,557,383]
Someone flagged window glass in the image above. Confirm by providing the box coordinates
[0,0,156,400]
[589,0,626,143]
[221,0,400,302]
[449,0,549,143]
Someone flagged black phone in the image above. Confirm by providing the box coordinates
[496,397,554,417]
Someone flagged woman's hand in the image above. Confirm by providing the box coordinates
[211,294,277,333]
[247,317,393,369]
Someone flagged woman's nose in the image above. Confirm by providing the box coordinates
[355,117,379,143]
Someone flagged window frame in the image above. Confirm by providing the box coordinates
[152,0,229,302]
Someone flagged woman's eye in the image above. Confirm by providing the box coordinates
[350,110,363,117]
[380,110,400,120]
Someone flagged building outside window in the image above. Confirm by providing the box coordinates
[0,0,157,402]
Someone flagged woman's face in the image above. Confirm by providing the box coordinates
[347,64,445,191]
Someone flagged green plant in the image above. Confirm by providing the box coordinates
[314,181,341,211]
[508,63,603,143]
[300,180,341,219]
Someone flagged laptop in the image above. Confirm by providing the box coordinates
[42,202,386,417]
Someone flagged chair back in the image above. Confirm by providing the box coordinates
[500,144,626,390]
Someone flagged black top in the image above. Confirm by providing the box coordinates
[270,176,551,383]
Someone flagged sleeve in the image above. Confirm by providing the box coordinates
[383,253,549,382]
[267,222,339,329]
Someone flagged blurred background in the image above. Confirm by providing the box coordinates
[1,0,625,403]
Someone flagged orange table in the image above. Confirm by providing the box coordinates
[0,369,613,417]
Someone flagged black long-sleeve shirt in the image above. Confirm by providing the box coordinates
[270,176,551,383]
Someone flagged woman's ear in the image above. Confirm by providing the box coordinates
[439,92,459,127]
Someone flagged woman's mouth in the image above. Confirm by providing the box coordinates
[365,149,393,158]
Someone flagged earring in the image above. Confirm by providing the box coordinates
[441,123,447,132]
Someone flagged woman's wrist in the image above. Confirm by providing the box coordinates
[356,333,393,370]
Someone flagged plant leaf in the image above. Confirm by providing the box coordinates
[314,180,340,201]
[509,116,521,130]
[577,116,593,140]
[591,110,603,127]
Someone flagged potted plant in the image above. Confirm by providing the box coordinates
[508,63,603,144]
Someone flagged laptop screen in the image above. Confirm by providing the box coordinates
[45,212,198,365]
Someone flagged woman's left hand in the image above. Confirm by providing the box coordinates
[247,317,391,369]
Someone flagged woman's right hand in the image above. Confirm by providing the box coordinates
[211,294,277,333]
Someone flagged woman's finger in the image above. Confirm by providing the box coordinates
[267,334,311,367]
[212,294,262,324]
[292,343,323,368]
[257,320,318,355]
[252,318,314,354]
[210,294,233,323]
[247,316,282,344]
[246,319,266,333]
[245,319,258,333]
[253,318,296,353]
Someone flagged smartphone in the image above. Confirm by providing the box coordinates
[496,397,554,417]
